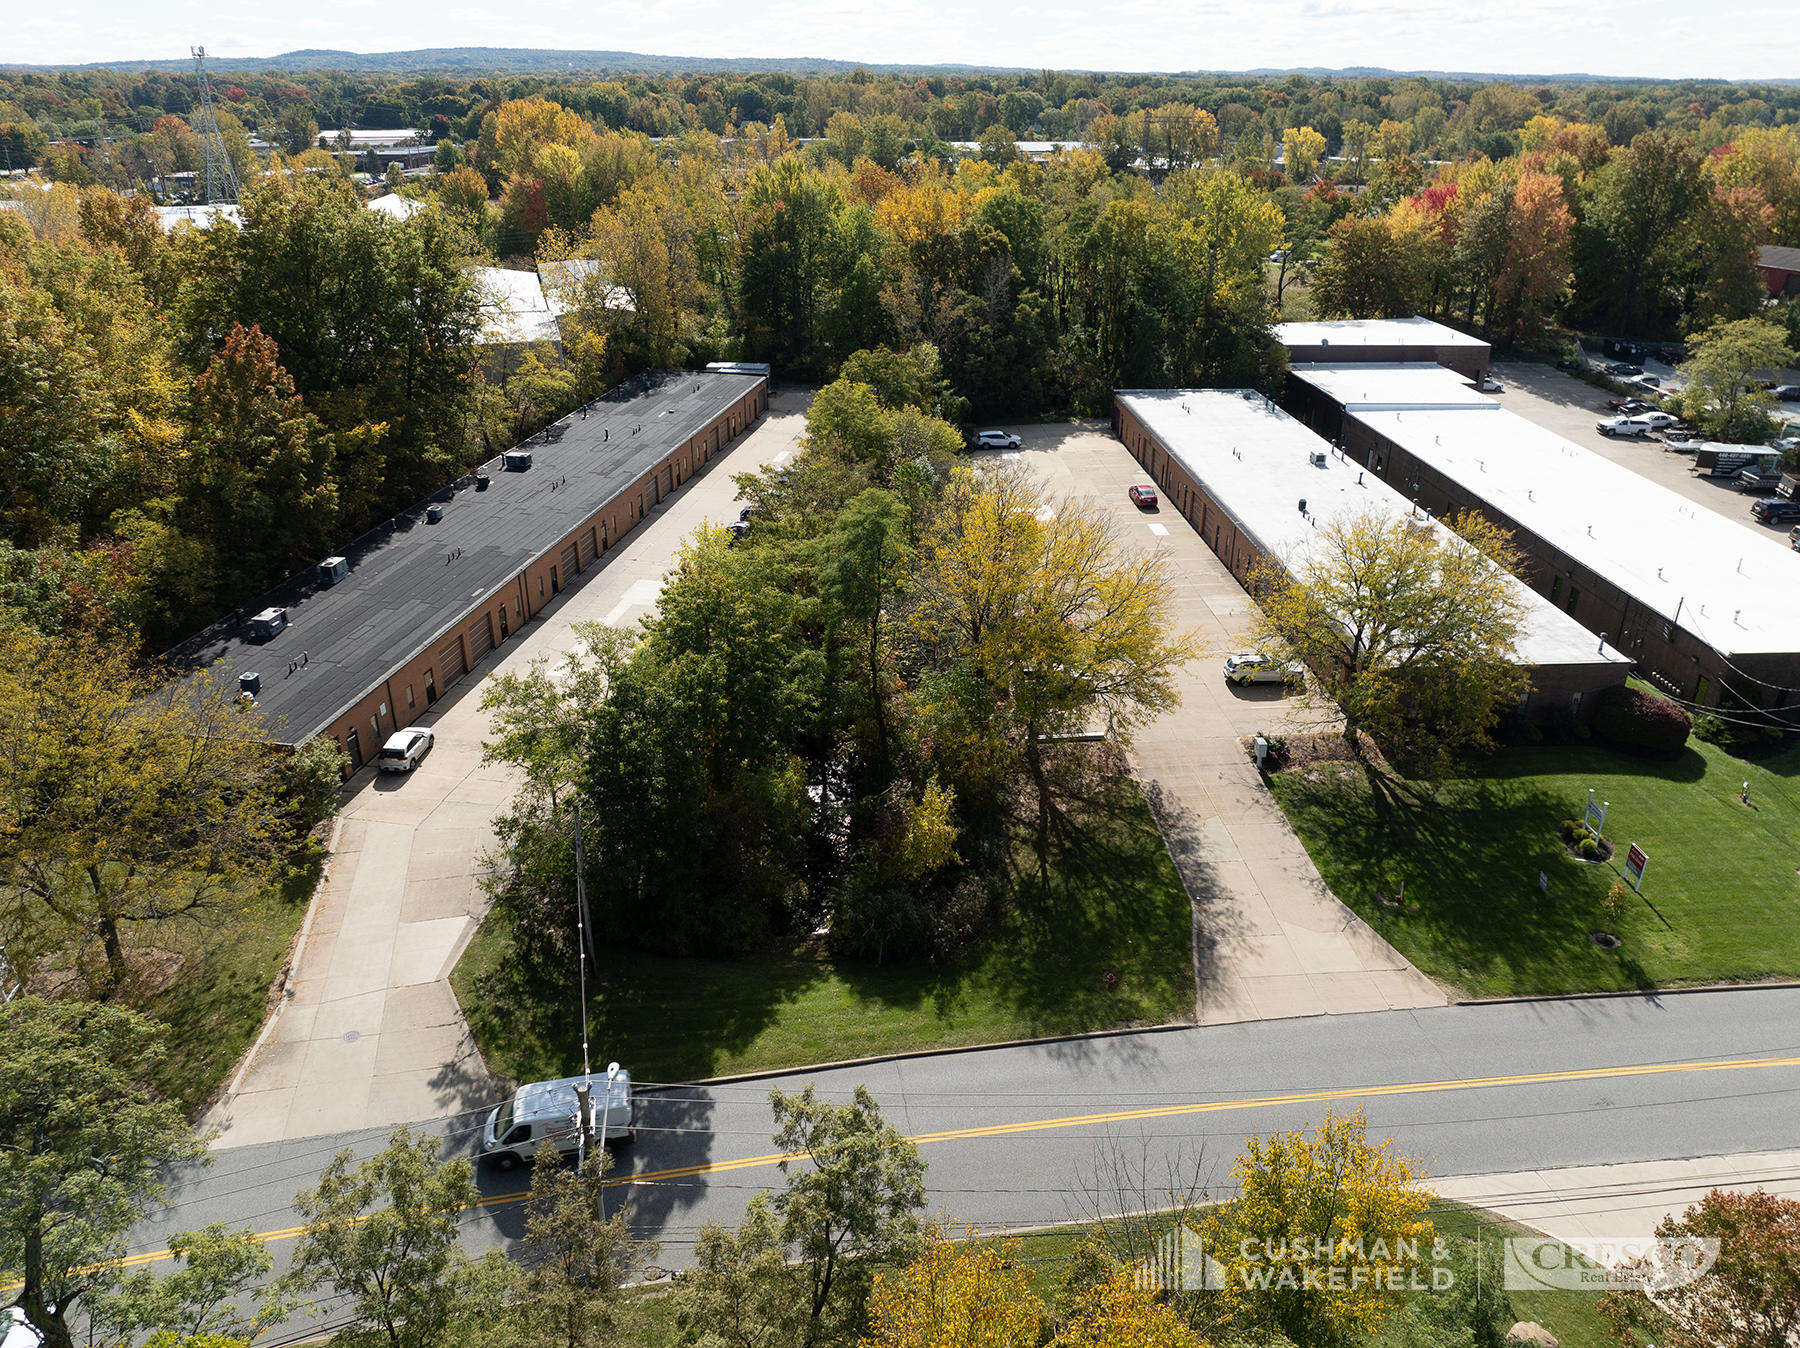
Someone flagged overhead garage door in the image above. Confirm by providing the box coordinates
[560,542,578,580]
[438,636,466,681]
[578,528,597,566]
[467,613,495,661]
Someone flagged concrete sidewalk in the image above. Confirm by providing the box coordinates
[201,392,813,1148]
[1439,1149,1800,1243]
[1007,425,1446,1026]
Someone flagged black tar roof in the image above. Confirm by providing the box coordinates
[165,369,762,744]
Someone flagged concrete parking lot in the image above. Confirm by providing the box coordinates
[1491,360,1795,540]
[984,426,1446,1026]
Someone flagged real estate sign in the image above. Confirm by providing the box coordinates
[1584,789,1608,838]
[1624,843,1648,891]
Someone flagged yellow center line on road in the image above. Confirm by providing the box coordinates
[102,1050,1800,1273]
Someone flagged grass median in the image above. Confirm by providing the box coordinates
[1268,735,1800,998]
[452,775,1196,1086]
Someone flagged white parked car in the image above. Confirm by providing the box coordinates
[1596,413,1676,437]
[1481,377,1504,393]
[377,728,434,772]
[976,430,1022,449]
[1223,653,1304,686]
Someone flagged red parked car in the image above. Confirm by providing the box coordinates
[1128,483,1159,507]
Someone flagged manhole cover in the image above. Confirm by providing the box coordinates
[342,1030,361,1043]
[1589,932,1622,949]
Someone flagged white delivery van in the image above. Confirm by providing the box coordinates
[480,1067,633,1171]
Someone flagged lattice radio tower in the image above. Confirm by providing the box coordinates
[190,45,242,203]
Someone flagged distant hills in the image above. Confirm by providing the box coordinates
[2,47,1794,84]
[3,47,1027,77]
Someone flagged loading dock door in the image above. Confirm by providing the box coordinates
[560,542,579,581]
[468,614,495,661]
[438,636,466,682]
[579,529,597,567]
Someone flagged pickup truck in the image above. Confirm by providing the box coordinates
[1596,413,1676,437]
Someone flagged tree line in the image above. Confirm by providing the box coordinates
[479,344,1195,972]
[1303,113,1800,343]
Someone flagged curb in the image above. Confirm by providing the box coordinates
[640,1017,1202,1092]
[219,815,344,1106]
[1456,979,1800,1009]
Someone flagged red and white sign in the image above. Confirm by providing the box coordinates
[1624,844,1648,891]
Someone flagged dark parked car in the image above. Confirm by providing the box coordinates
[1750,498,1800,524]
[1772,385,1800,402]
[1603,362,1645,376]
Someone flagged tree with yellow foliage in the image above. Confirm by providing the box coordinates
[1282,126,1327,184]
[907,463,1198,851]
[0,624,289,994]
[861,1227,1048,1347]
[1197,1109,1435,1348]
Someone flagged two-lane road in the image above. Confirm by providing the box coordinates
[137,987,1800,1291]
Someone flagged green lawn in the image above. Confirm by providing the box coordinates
[624,1197,1612,1345]
[143,862,319,1113]
[452,776,1196,1085]
[1268,735,1800,998]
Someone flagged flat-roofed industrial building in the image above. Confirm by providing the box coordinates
[166,369,767,766]
[1275,317,1493,386]
[1285,363,1800,712]
[1112,388,1631,724]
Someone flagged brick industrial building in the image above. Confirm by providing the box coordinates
[1111,388,1631,723]
[167,369,768,767]
[1283,359,1800,713]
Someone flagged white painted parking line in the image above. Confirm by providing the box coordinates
[602,577,662,626]
[1148,522,1169,536]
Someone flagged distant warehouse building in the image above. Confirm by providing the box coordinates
[1112,388,1631,724]
[1274,317,1492,387]
[1284,360,1800,711]
[166,370,768,766]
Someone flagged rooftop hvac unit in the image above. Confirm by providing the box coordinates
[426,504,444,524]
[475,473,490,492]
[239,672,261,696]
[317,556,348,586]
[249,607,287,639]
[1309,451,1327,466]
[504,450,533,472]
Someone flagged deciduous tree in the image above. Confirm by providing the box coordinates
[0,998,208,1348]
[1198,1108,1434,1348]
[1598,1189,1800,1348]
[770,1084,928,1344]
[0,625,288,992]
[1249,507,1530,777]
[1676,316,1794,444]
[279,1127,483,1348]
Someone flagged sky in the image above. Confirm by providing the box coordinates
[6,0,1800,80]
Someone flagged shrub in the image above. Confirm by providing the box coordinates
[1691,713,1728,744]
[1591,685,1691,753]
[1523,725,1544,743]
[1579,837,1599,859]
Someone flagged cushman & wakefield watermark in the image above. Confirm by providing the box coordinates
[1137,1228,1455,1293]
[1137,1229,1721,1297]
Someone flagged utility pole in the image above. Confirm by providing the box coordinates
[189,46,241,204]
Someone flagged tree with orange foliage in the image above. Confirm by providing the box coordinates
[1494,169,1575,332]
